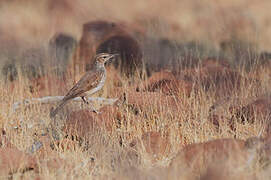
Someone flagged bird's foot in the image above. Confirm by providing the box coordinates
[92,109,101,114]
[81,96,89,104]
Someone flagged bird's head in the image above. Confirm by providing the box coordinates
[94,53,118,66]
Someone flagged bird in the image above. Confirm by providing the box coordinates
[50,53,117,118]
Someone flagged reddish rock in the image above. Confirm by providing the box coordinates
[144,71,192,96]
[230,97,271,126]
[209,96,271,134]
[48,33,77,76]
[208,97,242,131]
[170,138,262,176]
[34,136,69,173]
[0,147,37,174]
[179,61,246,97]
[77,20,123,72]
[64,110,101,140]
[74,20,143,76]
[64,105,122,139]
[121,91,182,120]
[208,96,271,134]
[35,139,78,175]
[199,164,256,180]
[141,131,170,157]
[172,138,246,165]
[199,66,242,93]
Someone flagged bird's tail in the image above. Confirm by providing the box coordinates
[50,99,69,118]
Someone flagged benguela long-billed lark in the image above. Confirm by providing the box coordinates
[50,53,117,118]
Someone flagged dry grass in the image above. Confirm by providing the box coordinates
[1,0,271,179]
[0,57,271,179]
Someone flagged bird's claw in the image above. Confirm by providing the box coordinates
[82,96,89,104]
[92,109,101,114]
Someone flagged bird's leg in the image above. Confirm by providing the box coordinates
[92,109,101,114]
[81,96,89,104]
[81,96,100,114]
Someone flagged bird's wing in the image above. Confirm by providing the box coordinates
[63,70,104,100]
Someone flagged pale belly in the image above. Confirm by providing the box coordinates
[86,72,106,96]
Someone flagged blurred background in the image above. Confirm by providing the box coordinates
[0,0,270,83]
[1,2,271,178]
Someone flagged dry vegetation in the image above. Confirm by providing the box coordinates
[1,0,271,179]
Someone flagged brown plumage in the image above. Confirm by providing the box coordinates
[50,53,117,118]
